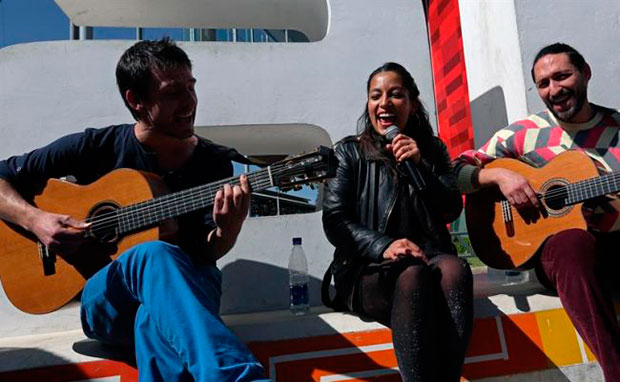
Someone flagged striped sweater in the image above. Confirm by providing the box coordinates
[453,104,620,232]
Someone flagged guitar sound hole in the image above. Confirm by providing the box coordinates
[543,185,568,211]
[88,201,120,243]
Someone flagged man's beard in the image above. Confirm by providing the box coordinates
[544,85,587,122]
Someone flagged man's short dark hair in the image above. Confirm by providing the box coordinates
[530,43,587,82]
[116,37,192,120]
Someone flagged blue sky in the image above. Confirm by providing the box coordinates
[0,0,283,49]
[0,0,190,48]
[0,0,69,48]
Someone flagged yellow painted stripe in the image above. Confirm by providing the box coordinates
[585,338,596,362]
[535,309,582,366]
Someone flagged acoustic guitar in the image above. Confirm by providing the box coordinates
[465,150,619,270]
[0,146,336,314]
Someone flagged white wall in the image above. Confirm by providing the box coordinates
[459,0,528,146]
[514,0,620,113]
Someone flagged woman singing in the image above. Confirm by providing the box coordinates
[322,62,473,382]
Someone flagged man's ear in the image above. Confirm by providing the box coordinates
[125,89,144,114]
[583,63,592,82]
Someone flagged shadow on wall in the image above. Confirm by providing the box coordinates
[470,86,509,148]
[221,259,324,314]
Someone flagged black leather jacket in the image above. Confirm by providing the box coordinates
[322,135,463,310]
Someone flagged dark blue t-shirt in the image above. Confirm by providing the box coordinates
[0,124,234,259]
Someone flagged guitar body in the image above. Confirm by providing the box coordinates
[0,169,174,314]
[465,151,599,269]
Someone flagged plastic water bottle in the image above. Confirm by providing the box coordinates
[288,237,309,315]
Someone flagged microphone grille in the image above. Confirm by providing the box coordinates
[384,125,400,141]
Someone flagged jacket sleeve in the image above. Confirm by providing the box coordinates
[416,137,463,224]
[321,142,394,262]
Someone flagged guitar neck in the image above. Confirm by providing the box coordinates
[115,167,275,235]
[566,172,620,205]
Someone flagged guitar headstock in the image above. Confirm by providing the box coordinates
[273,146,337,190]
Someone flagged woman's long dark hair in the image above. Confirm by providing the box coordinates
[358,62,435,162]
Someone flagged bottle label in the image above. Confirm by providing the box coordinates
[289,283,309,306]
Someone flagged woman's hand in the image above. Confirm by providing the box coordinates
[385,133,421,164]
[382,238,428,263]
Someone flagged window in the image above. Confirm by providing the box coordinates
[233,163,319,217]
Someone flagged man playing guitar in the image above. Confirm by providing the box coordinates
[0,38,269,382]
[453,43,620,381]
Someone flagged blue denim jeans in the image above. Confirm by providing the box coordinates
[80,241,269,382]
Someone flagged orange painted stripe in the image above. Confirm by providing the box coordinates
[275,351,397,381]
[463,313,547,379]
[465,317,503,357]
[0,360,137,382]
[249,328,394,367]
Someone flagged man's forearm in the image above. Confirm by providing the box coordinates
[206,227,240,262]
[0,178,39,231]
[477,168,508,187]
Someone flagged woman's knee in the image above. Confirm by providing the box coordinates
[394,262,432,294]
[433,255,472,286]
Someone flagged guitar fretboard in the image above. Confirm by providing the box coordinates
[116,168,274,234]
[566,172,620,205]
[84,166,278,239]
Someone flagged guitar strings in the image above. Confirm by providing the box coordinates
[86,160,316,235]
[89,176,278,235]
[490,173,620,227]
[534,172,620,202]
[88,161,290,231]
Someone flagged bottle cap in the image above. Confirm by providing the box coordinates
[292,237,302,245]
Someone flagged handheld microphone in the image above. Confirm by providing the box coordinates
[384,125,426,191]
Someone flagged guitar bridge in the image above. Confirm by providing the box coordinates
[501,200,515,237]
[37,241,56,275]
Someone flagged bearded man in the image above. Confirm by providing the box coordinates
[453,43,620,381]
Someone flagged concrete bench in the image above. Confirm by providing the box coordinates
[0,269,609,381]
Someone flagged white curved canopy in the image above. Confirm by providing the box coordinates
[195,124,332,158]
[55,0,329,41]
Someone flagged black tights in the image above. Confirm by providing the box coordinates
[354,254,473,382]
